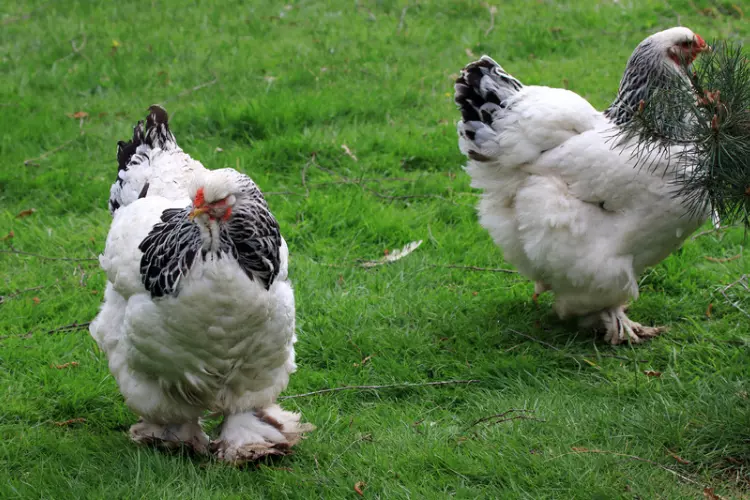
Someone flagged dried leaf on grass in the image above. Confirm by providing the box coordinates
[2,230,13,241]
[668,451,691,464]
[51,361,79,369]
[703,487,726,500]
[354,481,366,496]
[55,417,86,427]
[67,111,89,119]
[643,370,662,377]
[361,240,422,268]
[16,208,36,218]
[341,144,358,161]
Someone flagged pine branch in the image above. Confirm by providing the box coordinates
[613,41,750,227]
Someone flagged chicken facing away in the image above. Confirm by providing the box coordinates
[90,106,313,463]
[454,27,709,345]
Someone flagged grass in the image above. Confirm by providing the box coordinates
[1,0,749,498]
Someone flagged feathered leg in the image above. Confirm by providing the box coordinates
[130,419,209,454]
[591,306,667,345]
[211,405,315,464]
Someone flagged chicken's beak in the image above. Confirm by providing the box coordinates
[694,34,710,54]
[188,205,208,221]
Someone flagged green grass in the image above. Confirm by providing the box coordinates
[1,0,749,498]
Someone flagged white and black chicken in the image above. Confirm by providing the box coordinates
[90,106,313,463]
[454,27,710,344]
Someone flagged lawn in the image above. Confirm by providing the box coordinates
[1,0,749,498]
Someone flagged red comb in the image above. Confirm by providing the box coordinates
[194,187,205,208]
[695,34,705,47]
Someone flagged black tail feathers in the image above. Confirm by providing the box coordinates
[144,104,177,151]
[454,56,523,126]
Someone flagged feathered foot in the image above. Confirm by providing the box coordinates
[594,306,667,345]
[211,405,315,465]
[129,419,209,454]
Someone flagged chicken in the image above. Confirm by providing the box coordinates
[90,106,313,463]
[454,27,710,344]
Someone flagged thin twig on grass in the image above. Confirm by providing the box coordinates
[484,5,497,36]
[704,254,741,263]
[551,448,702,487]
[691,224,739,240]
[46,321,91,335]
[54,33,89,64]
[264,190,304,197]
[0,284,49,304]
[279,379,480,400]
[397,6,408,33]
[509,329,562,351]
[467,408,542,428]
[585,353,646,363]
[0,248,97,262]
[178,76,219,97]
[367,189,472,206]
[23,134,82,166]
[429,264,517,274]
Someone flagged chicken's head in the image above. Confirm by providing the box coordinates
[650,27,709,67]
[188,169,261,224]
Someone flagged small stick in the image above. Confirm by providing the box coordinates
[397,6,408,34]
[178,76,219,97]
[508,329,561,351]
[0,284,48,304]
[484,5,497,36]
[0,249,97,262]
[429,264,517,274]
[691,224,737,240]
[468,408,535,428]
[23,135,81,166]
[552,448,702,487]
[280,379,480,400]
[46,321,91,335]
[704,254,741,263]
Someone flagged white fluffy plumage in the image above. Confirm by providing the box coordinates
[455,28,710,344]
[90,106,312,462]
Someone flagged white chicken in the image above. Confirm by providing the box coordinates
[454,27,710,344]
[90,106,312,463]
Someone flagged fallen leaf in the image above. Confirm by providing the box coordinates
[361,240,422,267]
[52,362,79,369]
[32,297,40,305]
[643,370,662,378]
[215,147,223,153]
[703,487,726,500]
[1,230,13,241]
[571,447,591,452]
[67,111,89,119]
[465,47,476,58]
[668,451,691,464]
[16,208,36,218]
[706,303,713,318]
[91,290,99,295]
[354,481,366,496]
[353,355,373,368]
[54,417,86,426]
[112,39,121,48]
[341,144,358,161]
